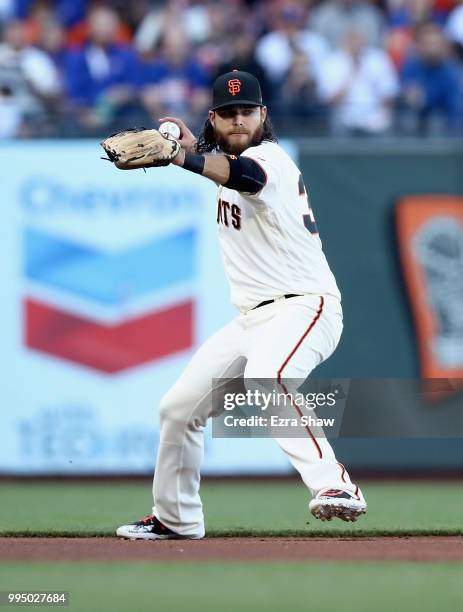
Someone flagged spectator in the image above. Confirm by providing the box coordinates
[63,6,139,130]
[318,26,399,134]
[37,18,68,73]
[255,0,328,93]
[137,31,210,126]
[21,1,57,46]
[35,18,75,131]
[385,0,442,68]
[310,0,385,49]
[215,31,271,104]
[0,20,60,134]
[401,21,462,133]
[195,1,252,74]
[66,2,131,47]
[274,48,324,120]
[135,0,210,53]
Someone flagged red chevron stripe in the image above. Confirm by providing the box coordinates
[25,298,194,373]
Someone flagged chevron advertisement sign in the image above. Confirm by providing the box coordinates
[23,226,195,373]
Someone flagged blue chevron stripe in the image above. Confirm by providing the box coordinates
[23,227,195,305]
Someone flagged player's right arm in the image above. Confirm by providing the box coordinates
[171,147,267,195]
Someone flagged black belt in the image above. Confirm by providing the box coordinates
[252,294,301,310]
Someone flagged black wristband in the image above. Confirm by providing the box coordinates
[182,152,205,175]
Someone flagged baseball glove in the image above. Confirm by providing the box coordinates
[101,128,181,170]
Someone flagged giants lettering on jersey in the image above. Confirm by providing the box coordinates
[217,198,241,230]
[216,142,341,312]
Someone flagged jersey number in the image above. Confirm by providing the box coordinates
[299,174,318,235]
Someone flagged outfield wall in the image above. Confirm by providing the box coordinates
[300,139,463,378]
[0,139,462,474]
[298,139,463,470]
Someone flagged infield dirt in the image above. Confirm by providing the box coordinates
[1,536,462,562]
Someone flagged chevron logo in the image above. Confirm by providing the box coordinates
[23,226,197,373]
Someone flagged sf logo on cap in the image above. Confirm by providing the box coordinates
[228,79,241,96]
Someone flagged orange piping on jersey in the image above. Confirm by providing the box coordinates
[277,296,324,380]
[277,380,323,459]
[276,296,325,459]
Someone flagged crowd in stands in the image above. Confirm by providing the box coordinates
[1,0,463,138]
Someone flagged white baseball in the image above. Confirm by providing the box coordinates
[159,121,181,139]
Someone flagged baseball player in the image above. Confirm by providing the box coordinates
[115,71,367,540]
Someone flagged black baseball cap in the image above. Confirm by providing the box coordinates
[211,70,264,111]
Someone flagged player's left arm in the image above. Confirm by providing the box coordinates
[172,149,267,195]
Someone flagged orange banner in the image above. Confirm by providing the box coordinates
[396,196,463,380]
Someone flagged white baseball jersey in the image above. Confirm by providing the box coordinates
[216,141,341,312]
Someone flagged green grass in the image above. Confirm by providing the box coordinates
[1,481,463,536]
[1,561,462,612]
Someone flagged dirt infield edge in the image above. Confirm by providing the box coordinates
[1,536,462,563]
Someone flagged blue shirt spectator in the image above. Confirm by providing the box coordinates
[59,5,140,132]
[64,43,138,107]
[401,22,461,131]
[136,35,210,121]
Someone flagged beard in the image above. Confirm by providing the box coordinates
[214,122,265,155]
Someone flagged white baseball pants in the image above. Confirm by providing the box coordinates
[152,294,359,537]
